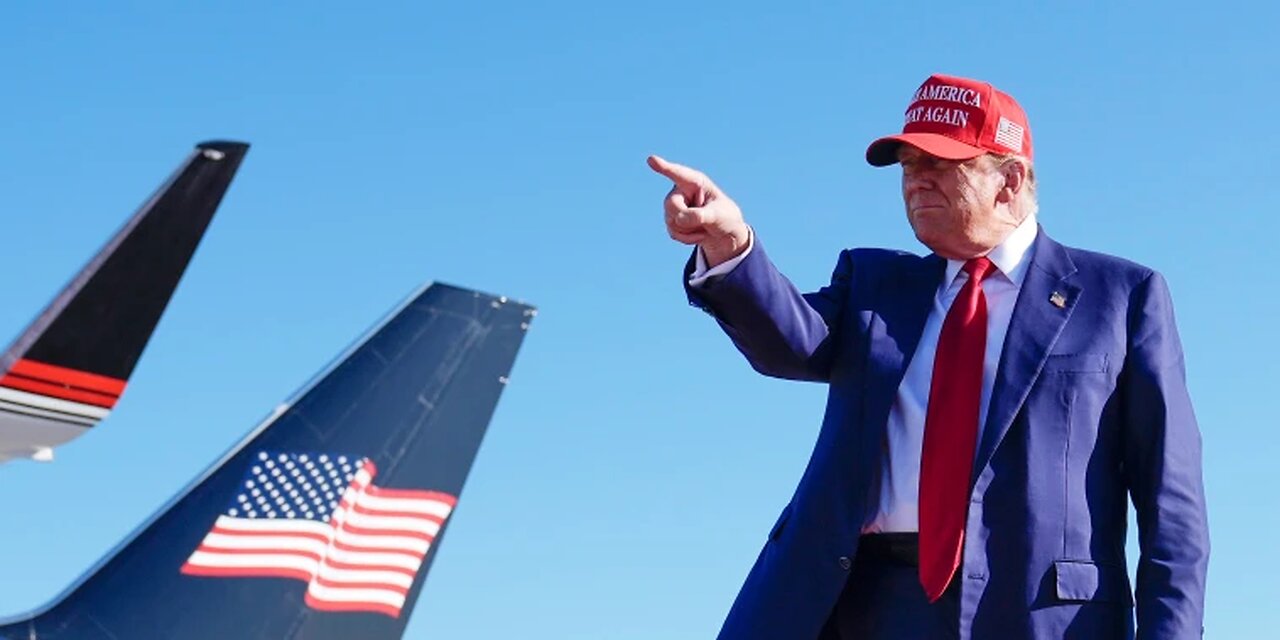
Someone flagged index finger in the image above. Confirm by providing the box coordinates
[647,155,706,189]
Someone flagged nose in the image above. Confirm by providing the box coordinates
[902,168,934,192]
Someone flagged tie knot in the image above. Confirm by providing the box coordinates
[963,257,995,283]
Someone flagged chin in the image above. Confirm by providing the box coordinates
[910,223,945,248]
[913,227,978,260]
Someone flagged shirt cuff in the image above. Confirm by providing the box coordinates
[687,227,754,287]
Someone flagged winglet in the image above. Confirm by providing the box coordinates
[0,141,249,463]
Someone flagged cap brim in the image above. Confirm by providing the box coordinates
[865,133,987,167]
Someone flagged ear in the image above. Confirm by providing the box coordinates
[995,160,1028,204]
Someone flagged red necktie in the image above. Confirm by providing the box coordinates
[918,257,995,602]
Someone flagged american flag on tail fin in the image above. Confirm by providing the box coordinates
[181,451,457,618]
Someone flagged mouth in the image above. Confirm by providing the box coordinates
[909,204,946,213]
[906,191,947,213]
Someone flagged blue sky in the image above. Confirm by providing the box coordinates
[0,2,1275,637]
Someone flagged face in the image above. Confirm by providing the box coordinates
[898,145,1027,260]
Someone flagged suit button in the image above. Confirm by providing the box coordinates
[838,557,852,571]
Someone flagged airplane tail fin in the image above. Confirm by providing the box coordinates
[0,283,535,639]
[0,141,249,463]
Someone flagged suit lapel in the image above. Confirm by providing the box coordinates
[862,254,944,434]
[971,228,1081,485]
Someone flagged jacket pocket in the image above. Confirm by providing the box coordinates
[768,504,793,541]
[1054,560,1133,606]
[1043,353,1110,374]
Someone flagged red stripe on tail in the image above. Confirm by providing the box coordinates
[10,359,127,395]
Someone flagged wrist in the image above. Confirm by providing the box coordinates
[701,227,751,268]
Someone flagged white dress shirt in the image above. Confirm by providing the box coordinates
[689,215,1040,533]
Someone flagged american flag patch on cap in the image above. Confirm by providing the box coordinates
[994,117,1025,151]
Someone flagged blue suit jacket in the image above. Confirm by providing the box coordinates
[686,228,1208,640]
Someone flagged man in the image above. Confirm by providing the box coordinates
[649,73,1208,639]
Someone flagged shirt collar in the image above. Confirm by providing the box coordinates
[942,213,1039,288]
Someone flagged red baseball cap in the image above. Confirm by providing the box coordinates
[865,73,1033,167]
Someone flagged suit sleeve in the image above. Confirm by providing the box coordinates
[684,237,853,382]
[1122,271,1209,639]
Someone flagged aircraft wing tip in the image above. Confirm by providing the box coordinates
[195,140,251,158]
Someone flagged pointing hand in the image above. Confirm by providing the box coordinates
[648,155,750,267]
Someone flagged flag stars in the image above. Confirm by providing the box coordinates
[226,452,375,520]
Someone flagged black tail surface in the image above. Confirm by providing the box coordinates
[0,141,249,463]
[0,283,535,639]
